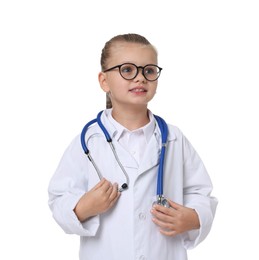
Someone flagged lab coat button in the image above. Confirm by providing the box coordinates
[138,212,146,220]
[139,255,146,260]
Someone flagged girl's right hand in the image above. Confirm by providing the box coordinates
[74,178,121,222]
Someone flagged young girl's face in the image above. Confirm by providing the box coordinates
[99,42,159,110]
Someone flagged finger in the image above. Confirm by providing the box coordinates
[107,186,121,208]
[107,183,119,200]
[159,228,177,237]
[152,216,175,231]
[92,178,107,190]
[151,208,174,223]
[110,189,121,205]
[152,204,172,215]
[99,179,113,193]
[168,200,182,210]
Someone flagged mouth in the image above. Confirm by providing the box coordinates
[129,87,147,93]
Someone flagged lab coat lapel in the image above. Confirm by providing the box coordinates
[138,135,160,174]
[109,137,160,171]
[138,125,177,175]
[112,140,139,169]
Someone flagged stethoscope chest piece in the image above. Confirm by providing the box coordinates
[153,195,170,208]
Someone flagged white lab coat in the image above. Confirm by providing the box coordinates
[48,110,217,260]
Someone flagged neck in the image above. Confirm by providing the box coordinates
[111,106,150,131]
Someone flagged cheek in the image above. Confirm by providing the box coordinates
[150,83,158,94]
[108,78,129,94]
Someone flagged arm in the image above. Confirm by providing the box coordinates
[48,136,120,236]
[181,135,218,248]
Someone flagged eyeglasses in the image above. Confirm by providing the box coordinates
[103,63,163,81]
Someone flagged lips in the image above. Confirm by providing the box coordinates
[129,87,147,92]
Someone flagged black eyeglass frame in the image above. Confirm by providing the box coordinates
[103,63,163,82]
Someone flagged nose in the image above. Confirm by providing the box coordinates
[134,67,146,82]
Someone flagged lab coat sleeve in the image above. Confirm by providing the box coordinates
[181,135,218,249]
[48,136,100,236]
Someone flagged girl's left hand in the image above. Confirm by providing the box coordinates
[151,200,200,236]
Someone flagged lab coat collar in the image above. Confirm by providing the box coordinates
[105,109,156,144]
[101,108,176,143]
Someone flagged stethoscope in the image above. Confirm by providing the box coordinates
[80,110,170,207]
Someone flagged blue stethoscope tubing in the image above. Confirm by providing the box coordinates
[80,110,168,199]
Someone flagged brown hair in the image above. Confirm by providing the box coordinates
[100,33,156,108]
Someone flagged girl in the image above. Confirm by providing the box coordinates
[48,33,217,260]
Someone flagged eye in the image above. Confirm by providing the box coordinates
[121,64,134,74]
[145,66,156,75]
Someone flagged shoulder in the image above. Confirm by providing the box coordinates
[167,123,194,148]
[166,123,197,155]
[167,123,185,142]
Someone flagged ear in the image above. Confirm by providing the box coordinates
[98,72,110,93]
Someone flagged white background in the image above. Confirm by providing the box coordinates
[0,0,258,259]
